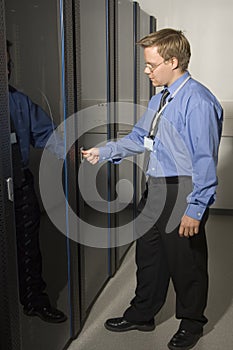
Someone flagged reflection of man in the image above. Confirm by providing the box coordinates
[7,40,67,323]
[83,29,223,349]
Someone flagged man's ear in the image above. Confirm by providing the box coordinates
[170,57,179,70]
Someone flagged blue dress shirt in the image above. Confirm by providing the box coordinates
[9,85,65,167]
[99,72,223,220]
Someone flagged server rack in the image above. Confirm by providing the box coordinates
[150,15,157,97]
[4,0,81,348]
[0,2,21,349]
[76,0,114,323]
[63,0,82,339]
[113,0,136,267]
[133,4,157,201]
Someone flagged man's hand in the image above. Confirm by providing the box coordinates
[179,215,200,237]
[82,148,100,165]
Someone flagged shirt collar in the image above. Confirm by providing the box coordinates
[164,71,190,96]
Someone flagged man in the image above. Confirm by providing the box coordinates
[7,40,67,323]
[82,29,223,349]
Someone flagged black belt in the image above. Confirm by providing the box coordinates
[149,176,191,184]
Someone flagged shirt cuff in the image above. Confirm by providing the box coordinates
[98,146,112,162]
[98,146,122,164]
[184,203,207,220]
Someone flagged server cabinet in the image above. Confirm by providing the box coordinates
[77,0,112,322]
[150,15,157,97]
[133,3,157,110]
[135,5,155,200]
[112,1,156,267]
[5,0,81,348]
[114,0,135,267]
[114,1,157,266]
[139,8,151,106]
[0,2,21,349]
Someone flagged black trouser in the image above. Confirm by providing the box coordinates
[124,176,209,334]
[14,169,50,308]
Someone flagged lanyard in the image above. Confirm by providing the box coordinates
[149,75,191,137]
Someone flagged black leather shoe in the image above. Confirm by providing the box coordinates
[23,305,67,323]
[104,317,155,332]
[167,329,203,350]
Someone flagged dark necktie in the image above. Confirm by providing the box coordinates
[149,88,170,138]
[158,88,170,111]
[141,88,170,194]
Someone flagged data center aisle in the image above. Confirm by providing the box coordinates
[68,214,233,350]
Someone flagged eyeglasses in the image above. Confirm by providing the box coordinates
[144,61,165,73]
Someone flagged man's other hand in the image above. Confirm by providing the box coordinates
[179,215,200,237]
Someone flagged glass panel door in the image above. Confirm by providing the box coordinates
[5,1,72,348]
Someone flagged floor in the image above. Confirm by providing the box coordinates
[68,214,233,350]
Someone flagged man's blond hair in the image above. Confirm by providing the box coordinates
[138,28,191,71]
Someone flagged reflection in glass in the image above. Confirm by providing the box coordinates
[5,1,71,349]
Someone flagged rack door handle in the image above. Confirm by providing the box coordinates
[6,177,14,202]
[80,146,85,163]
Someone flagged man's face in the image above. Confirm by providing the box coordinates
[144,46,175,87]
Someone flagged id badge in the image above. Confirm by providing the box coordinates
[144,136,154,151]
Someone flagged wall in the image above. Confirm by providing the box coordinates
[137,0,233,209]
[137,0,233,100]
